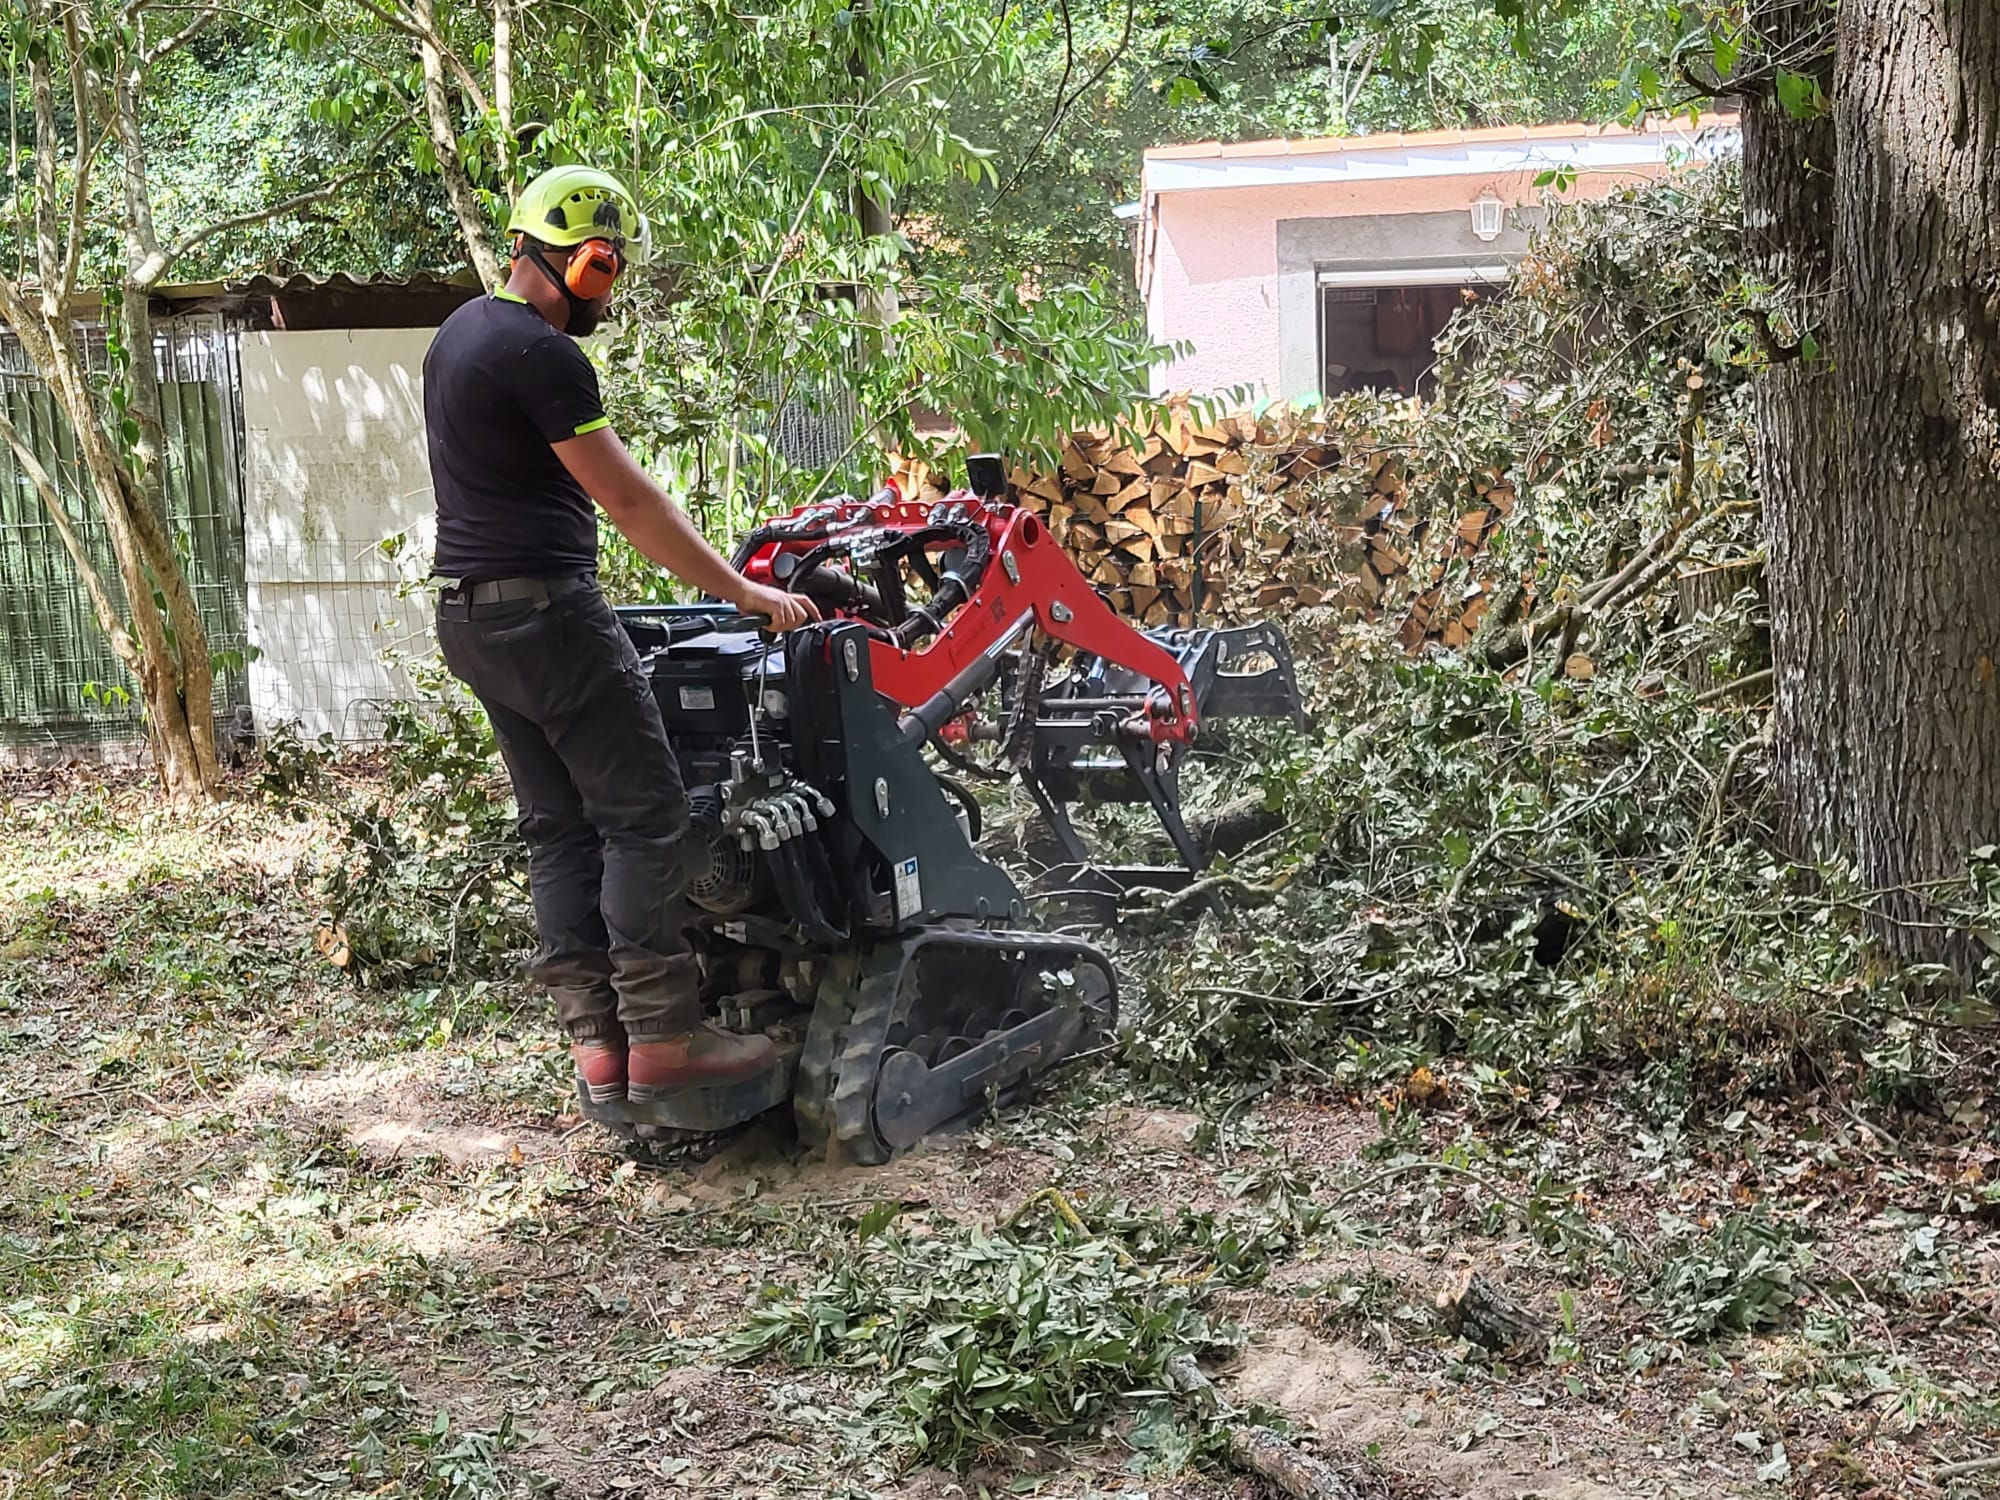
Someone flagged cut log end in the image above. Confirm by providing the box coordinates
[1434,1269,1549,1357]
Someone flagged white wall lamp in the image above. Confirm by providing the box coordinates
[1471,191,1506,242]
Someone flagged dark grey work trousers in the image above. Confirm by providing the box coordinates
[436,578,700,1043]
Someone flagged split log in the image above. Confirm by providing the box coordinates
[1433,1269,1548,1357]
[1110,478,1149,512]
[1164,1353,1365,1500]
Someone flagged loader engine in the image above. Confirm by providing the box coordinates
[586,456,1302,1162]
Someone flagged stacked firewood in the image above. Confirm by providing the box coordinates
[895,409,1265,625]
[890,399,1519,648]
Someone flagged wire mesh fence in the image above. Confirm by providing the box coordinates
[0,316,250,755]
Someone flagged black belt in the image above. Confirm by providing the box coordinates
[437,574,594,609]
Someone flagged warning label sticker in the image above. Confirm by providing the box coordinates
[894,857,922,919]
[678,685,716,711]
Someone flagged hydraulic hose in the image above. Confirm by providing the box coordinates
[889,520,992,649]
[768,840,848,945]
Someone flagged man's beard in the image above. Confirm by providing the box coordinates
[566,298,604,337]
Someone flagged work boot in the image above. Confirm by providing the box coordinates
[626,1024,778,1101]
[571,1040,628,1105]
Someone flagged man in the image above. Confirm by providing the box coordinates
[424,163,817,1109]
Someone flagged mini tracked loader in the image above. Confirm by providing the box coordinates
[585,455,1303,1161]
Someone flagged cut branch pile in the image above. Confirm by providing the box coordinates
[891,396,1521,650]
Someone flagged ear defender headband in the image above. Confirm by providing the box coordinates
[512,233,624,306]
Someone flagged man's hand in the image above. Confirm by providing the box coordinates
[732,578,820,632]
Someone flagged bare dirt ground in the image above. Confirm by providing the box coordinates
[2,768,1995,1499]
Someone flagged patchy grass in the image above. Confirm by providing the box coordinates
[1,764,1997,1500]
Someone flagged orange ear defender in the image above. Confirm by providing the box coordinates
[565,239,623,300]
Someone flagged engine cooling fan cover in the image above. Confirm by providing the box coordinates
[684,786,762,914]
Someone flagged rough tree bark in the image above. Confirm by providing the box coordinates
[1829,1,2000,958]
[1745,0,1842,856]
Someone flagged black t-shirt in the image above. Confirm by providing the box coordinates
[425,293,608,581]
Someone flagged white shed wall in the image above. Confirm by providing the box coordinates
[241,328,439,740]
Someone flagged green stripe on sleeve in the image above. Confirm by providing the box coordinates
[573,417,612,436]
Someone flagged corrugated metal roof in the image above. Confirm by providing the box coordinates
[160,269,481,299]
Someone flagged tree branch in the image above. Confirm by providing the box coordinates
[0,409,144,677]
[25,0,62,301]
[1694,668,1772,707]
[996,0,1137,201]
[348,0,493,116]
[145,6,222,65]
[1672,51,1738,101]
[141,123,400,287]
[995,0,1073,199]
[103,12,170,296]
[1745,305,1807,364]
[61,114,119,310]
[493,0,514,189]
[1670,374,1708,514]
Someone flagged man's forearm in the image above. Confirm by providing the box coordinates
[553,426,757,602]
[604,490,750,602]
[551,426,815,630]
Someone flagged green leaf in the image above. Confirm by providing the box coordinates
[855,1200,902,1242]
[1775,69,1827,120]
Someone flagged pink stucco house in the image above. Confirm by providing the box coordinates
[1134,116,1739,402]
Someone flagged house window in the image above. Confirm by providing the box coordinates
[1316,266,1507,400]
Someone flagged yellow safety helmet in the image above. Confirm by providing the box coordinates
[507,165,649,262]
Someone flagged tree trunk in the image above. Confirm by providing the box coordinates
[417,0,502,291]
[493,0,515,192]
[846,0,901,336]
[1830,1,2000,958]
[109,46,222,801]
[1748,0,1842,860]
